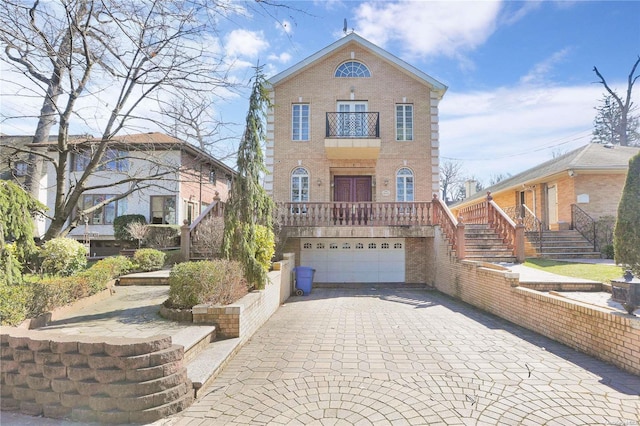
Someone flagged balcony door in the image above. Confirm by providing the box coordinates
[334,176,372,202]
[337,101,367,137]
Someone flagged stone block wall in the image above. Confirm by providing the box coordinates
[0,330,193,424]
[430,228,640,376]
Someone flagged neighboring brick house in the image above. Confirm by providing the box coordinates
[267,33,447,284]
[451,143,640,231]
[3,132,234,254]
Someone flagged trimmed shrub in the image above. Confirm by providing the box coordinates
[0,281,32,326]
[166,260,247,309]
[91,255,133,278]
[40,238,87,276]
[113,214,147,241]
[133,248,166,272]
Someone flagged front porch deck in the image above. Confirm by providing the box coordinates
[276,202,434,227]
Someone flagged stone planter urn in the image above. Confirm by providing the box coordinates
[611,270,640,315]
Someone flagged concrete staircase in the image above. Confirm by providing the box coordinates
[526,230,601,259]
[464,224,516,263]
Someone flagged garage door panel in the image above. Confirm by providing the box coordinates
[300,238,404,283]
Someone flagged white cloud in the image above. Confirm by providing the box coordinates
[353,1,501,59]
[520,48,571,85]
[224,29,269,59]
[439,82,607,184]
[267,52,292,64]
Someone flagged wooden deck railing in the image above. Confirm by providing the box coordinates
[276,202,433,227]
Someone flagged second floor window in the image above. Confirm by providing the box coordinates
[396,104,413,141]
[209,169,216,184]
[396,168,414,202]
[72,148,129,172]
[80,194,120,225]
[292,104,309,141]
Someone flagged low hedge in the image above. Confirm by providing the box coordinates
[133,248,166,272]
[166,260,247,309]
[0,256,132,326]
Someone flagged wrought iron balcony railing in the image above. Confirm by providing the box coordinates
[326,112,380,138]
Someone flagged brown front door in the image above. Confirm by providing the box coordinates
[333,176,372,225]
[334,176,372,202]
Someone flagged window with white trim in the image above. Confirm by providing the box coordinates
[396,104,413,141]
[335,61,371,77]
[291,167,309,213]
[292,104,310,141]
[396,168,414,202]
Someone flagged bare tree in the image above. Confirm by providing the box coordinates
[126,221,148,249]
[592,56,640,146]
[440,160,464,203]
[0,0,239,239]
[192,216,224,259]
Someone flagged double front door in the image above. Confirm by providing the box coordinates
[333,176,371,224]
[334,176,372,202]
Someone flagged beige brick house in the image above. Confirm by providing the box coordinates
[266,33,447,284]
[451,143,639,231]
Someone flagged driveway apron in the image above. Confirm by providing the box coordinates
[159,287,640,425]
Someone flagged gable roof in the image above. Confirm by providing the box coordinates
[17,132,236,175]
[455,143,640,206]
[268,33,447,98]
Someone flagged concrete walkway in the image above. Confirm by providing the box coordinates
[151,287,640,425]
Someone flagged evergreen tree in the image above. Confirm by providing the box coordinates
[614,152,640,275]
[0,181,46,272]
[222,66,275,289]
[592,95,640,146]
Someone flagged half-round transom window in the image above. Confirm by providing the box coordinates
[335,61,371,78]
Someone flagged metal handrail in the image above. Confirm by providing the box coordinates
[571,204,597,251]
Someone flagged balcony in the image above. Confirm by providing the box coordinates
[325,112,381,160]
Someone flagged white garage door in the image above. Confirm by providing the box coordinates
[300,238,405,283]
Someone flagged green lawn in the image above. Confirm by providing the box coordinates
[524,258,624,284]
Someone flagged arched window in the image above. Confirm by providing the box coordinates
[335,61,371,78]
[291,167,309,203]
[396,168,414,202]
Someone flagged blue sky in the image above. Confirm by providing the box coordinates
[217,0,640,184]
[2,0,639,186]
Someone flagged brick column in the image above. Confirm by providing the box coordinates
[456,216,465,260]
[180,221,190,261]
[515,218,525,263]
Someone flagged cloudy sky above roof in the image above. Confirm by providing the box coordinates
[2,0,639,185]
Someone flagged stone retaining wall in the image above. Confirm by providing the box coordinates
[429,228,640,376]
[0,330,193,424]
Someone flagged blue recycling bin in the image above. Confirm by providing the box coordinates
[294,266,315,296]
